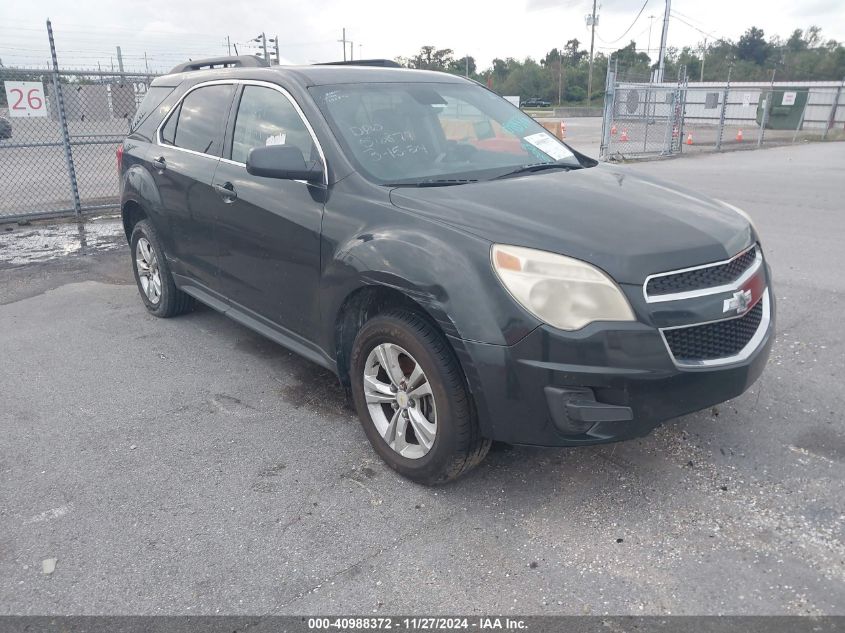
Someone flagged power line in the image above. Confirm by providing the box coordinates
[596,0,650,45]
[669,12,722,41]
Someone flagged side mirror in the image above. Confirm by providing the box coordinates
[246,145,323,182]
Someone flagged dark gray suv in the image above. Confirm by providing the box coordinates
[119,56,774,484]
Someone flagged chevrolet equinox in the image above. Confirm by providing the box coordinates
[119,56,774,484]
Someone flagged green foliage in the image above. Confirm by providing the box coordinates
[396,26,845,106]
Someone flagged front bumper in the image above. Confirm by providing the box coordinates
[456,289,775,447]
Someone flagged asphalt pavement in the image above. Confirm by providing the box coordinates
[0,142,844,615]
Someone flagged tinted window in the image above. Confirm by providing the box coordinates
[231,86,316,164]
[160,102,180,145]
[130,86,174,134]
[171,84,235,156]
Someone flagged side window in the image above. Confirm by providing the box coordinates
[160,102,180,145]
[131,86,174,134]
[170,84,234,156]
[231,86,316,164]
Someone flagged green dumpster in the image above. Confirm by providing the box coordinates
[756,88,808,130]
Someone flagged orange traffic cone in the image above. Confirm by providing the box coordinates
[736,129,744,142]
[686,133,693,145]
[560,121,567,139]
[611,123,618,136]
[620,129,629,142]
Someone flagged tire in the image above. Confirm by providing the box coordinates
[350,309,491,485]
[129,219,194,318]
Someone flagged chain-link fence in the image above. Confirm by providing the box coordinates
[600,67,845,160]
[0,67,157,221]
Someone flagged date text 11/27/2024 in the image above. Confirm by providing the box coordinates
[307,617,528,631]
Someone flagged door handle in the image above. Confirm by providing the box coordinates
[214,182,238,202]
[151,156,166,170]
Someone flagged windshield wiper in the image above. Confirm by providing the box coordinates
[492,163,579,180]
[385,179,478,187]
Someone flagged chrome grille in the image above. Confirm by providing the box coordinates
[663,299,764,363]
[645,246,759,300]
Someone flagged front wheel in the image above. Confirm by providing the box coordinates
[349,310,491,485]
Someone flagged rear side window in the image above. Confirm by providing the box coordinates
[231,86,316,164]
[164,84,235,156]
[130,86,175,134]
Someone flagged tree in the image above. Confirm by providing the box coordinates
[400,46,455,71]
[737,27,770,65]
[447,55,476,76]
[786,29,807,53]
[563,39,586,64]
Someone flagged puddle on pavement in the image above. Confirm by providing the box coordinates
[0,216,126,266]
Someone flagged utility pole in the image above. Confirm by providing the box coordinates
[557,53,563,105]
[144,51,149,74]
[253,33,268,62]
[226,35,231,56]
[656,0,671,83]
[274,35,279,65]
[700,38,707,82]
[338,28,348,61]
[349,41,354,61]
[586,0,598,105]
[116,46,124,73]
[465,55,469,77]
[647,15,656,57]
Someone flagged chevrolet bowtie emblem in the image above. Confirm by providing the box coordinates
[724,289,753,315]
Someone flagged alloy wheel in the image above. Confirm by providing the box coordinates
[135,237,162,305]
[363,343,437,459]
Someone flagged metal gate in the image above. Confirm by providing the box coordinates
[0,67,156,222]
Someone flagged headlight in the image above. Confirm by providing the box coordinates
[491,244,636,331]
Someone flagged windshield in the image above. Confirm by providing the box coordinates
[310,81,581,185]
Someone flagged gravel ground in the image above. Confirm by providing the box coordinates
[0,142,843,615]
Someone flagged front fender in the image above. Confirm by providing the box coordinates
[320,224,541,350]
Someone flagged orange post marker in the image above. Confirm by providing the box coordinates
[736,129,744,142]
[560,120,566,139]
[686,133,693,145]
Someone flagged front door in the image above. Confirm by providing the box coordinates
[210,83,326,340]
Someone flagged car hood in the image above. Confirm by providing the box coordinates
[388,164,755,285]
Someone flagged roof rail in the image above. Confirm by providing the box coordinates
[315,59,402,68]
[168,55,270,74]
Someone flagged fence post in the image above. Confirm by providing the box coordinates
[715,65,732,151]
[758,69,777,148]
[47,19,82,217]
[822,77,845,141]
[599,58,617,159]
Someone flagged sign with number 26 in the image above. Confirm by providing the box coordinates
[4,81,47,118]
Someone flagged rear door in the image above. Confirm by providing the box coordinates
[209,82,327,339]
[151,82,236,290]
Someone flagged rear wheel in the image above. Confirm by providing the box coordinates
[130,219,194,318]
[350,310,491,484]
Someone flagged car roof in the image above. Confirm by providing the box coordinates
[151,64,472,89]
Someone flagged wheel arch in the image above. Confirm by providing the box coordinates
[332,282,493,438]
[121,199,148,243]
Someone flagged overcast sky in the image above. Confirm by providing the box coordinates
[1,0,844,73]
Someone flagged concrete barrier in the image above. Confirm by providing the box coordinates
[553,106,603,118]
